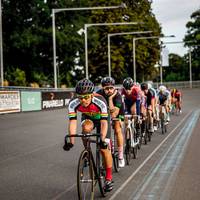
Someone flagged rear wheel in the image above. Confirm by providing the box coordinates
[77,150,94,200]
[112,151,120,172]
[125,129,132,165]
[136,123,142,150]
[97,152,106,197]
[160,114,165,134]
[132,129,138,159]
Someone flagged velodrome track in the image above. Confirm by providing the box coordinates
[0,88,200,200]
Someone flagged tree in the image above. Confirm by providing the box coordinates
[2,0,161,86]
[88,0,161,84]
[184,8,200,80]
[164,53,187,81]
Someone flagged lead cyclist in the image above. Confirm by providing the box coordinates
[63,78,114,192]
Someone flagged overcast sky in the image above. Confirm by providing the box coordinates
[151,0,200,56]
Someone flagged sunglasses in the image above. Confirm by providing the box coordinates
[104,86,115,91]
[77,94,91,100]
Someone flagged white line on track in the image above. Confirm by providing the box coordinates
[109,111,192,200]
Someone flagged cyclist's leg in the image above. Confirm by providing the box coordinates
[177,96,182,113]
[166,98,170,122]
[130,102,137,115]
[147,105,154,133]
[96,120,113,191]
[113,120,125,167]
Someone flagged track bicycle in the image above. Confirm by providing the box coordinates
[124,114,141,165]
[65,133,107,200]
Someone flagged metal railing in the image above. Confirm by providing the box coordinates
[0,81,200,92]
[153,81,200,89]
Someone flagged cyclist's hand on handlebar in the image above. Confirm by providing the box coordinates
[63,135,74,151]
[100,140,108,149]
[63,142,74,151]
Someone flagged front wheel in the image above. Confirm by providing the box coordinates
[96,151,107,197]
[77,150,94,200]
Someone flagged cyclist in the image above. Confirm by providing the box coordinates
[140,82,156,133]
[97,77,125,168]
[63,78,113,192]
[147,82,159,131]
[157,85,171,123]
[121,77,141,116]
[171,88,182,114]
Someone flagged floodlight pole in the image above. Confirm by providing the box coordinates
[108,31,152,78]
[52,4,125,88]
[133,35,175,83]
[0,0,3,86]
[84,22,139,79]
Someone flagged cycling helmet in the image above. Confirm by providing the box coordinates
[159,85,166,93]
[101,76,115,87]
[147,82,152,89]
[141,82,148,91]
[123,77,134,90]
[75,78,94,95]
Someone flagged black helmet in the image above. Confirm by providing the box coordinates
[75,79,94,95]
[123,77,134,90]
[101,77,115,87]
[141,82,148,91]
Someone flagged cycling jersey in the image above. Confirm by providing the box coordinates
[68,93,108,121]
[146,89,155,107]
[96,89,124,119]
[171,90,181,101]
[121,86,141,115]
[149,87,157,98]
[158,91,169,105]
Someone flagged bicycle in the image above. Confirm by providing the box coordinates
[124,114,141,165]
[159,105,167,134]
[65,133,107,200]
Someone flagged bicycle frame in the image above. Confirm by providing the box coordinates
[125,115,140,148]
[65,133,107,198]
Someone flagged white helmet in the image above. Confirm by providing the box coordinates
[147,83,152,89]
[159,85,166,92]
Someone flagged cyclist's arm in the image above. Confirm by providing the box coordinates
[69,119,77,144]
[100,119,108,141]
[151,97,155,113]
[108,91,120,118]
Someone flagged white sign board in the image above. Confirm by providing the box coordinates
[0,91,21,114]
[161,47,169,67]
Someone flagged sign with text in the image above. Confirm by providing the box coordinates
[0,91,21,114]
[42,91,74,110]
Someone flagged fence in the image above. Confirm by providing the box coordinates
[0,81,199,114]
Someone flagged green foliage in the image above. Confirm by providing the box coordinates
[5,67,26,86]
[2,0,161,87]
[184,8,200,81]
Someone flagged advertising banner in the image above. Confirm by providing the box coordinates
[21,91,41,112]
[42,91,74,110]
[0,91,21,114]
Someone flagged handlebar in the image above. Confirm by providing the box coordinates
[65,133,100,138]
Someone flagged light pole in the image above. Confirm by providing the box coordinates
[85,22,141,79]
[133,35,175,82]
[52,4,126,88]
[107,31,152,77]
[0,0,3,87]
